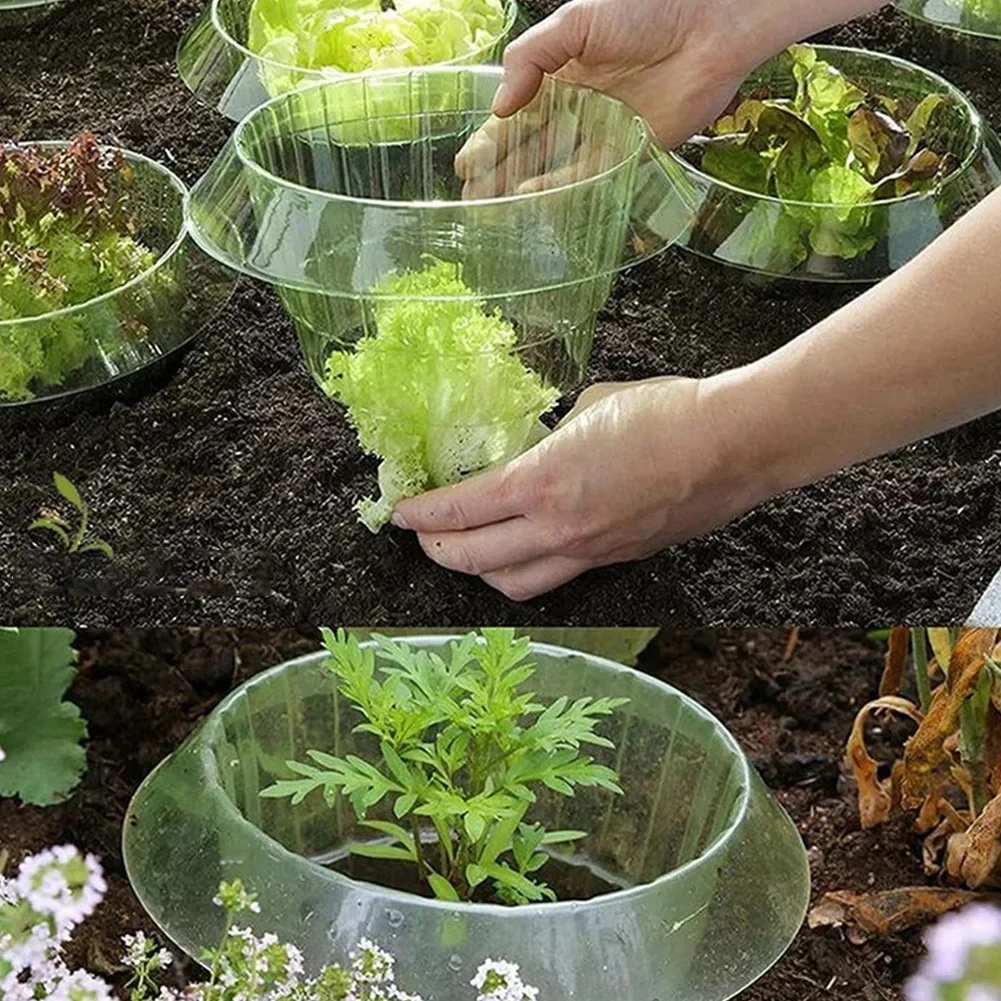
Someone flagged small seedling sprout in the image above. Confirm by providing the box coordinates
[29,472,114,559]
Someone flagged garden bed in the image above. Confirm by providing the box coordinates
[2,2,1001,627]
[0,628,924,999]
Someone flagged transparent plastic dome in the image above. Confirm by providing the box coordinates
[186,69,690,442]
[123,636,809,1001]
[177,0,525,122]
[0,143,235,407]
[897,0,1001,61]
[668,45,1001,283]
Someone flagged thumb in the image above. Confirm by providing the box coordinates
[493,4,588,117]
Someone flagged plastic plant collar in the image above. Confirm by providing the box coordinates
[897,0,1001,59]
[0,142,236,408]
[186,67,691,397]
[0,0,70,9]
[177,0,526,122]
[667,44,1001,283]
[123,636,809,1001]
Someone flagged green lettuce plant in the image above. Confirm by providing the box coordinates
[248,0,507,88]
[682,44,956,273]
[324,258,559,532]
[0,134,166,402]
[0,628,87,806]
[262,628,627,904]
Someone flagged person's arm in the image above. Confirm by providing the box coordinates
[706,185,1001,507]
[491,0,886,146]
[391,188,1001,601]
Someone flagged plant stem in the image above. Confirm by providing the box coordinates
[410,816,428,880]
[70,501,88,553]
[911,628,932,713]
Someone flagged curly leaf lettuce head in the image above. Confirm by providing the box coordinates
[324,258,559,533]
[248,0,507,79]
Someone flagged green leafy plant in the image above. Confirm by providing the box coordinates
[0,133,164,402]
[29,472,114,559]
[0,627,87,806]
[680,44,956,273]
[248,0,507,87]
[948,0,1001,23]
[262,628,628,904]
[323,258,559,532]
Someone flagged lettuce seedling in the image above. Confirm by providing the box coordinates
[262,629,628,904]
[0,628,87,806]
[29,472,114,559]
[682,44,956,272]
[248,0,507,86]
[324,258,559,532]
[0,134,162,402]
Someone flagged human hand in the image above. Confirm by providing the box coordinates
[391,376,764,601]
[485,0,755,150]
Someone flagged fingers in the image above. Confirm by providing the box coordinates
[416,516,556,576]
[392,464,523,533]
[492,5,588,118]
[481,554,592,601]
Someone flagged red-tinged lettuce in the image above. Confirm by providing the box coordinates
[0,134,161,402]
[323,258,559,532]
[682,44,957,272]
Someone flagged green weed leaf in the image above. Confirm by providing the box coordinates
[0,628,86,806]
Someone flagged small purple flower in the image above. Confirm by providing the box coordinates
[922,905,1001,982]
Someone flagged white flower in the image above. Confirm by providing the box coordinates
[15,846,106,931]
[48,969,115,1001]
[471,959,538,1001]
[122,930,174,971]
[351,938,396,984]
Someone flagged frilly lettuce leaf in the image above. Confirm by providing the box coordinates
[248,0,507,83]
[323,258,559,532]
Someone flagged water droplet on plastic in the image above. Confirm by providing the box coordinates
[448,955,463,972]
[386,909,404,928]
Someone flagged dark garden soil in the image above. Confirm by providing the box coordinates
[0,628,928,996]
[2,3,1001,627]
[0,628,930,999]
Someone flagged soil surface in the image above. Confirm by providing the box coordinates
[0,628,929,999]
[2,4,1001,627]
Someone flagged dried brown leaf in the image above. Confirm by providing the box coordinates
[880,627,910,697]
[946,790,1001,888]
[902,629,998,807]
[808,886,983,936]
[846,696,923,828]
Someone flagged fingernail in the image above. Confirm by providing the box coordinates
[491,83,510,115]
[391,510,409,529]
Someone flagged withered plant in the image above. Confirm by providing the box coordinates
[846,627,1001,888]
